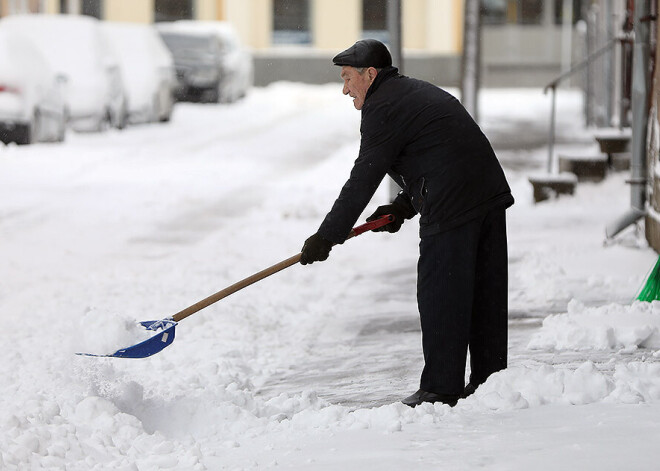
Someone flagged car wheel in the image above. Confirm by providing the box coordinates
[114,107,128,130]
[59,108,70,141]
[14,123,33,145]
[31,110,42,143]
[159,108,172,123]
[56,116,66,142]
[97,111,111,132]
[152,94,163,123]
[206,84,221,104]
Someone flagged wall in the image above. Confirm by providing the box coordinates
[0,0,580,89]
[313,0,360,49]
[232,0,572,88]
[224,0,271,48]
[105,0,153,23]
[194,0,217,20]
[252,50,461,87]
[240,0,464,87]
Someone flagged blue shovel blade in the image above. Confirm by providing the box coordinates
[76,319,177,359]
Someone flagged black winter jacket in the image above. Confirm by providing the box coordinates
[318,67,513,243]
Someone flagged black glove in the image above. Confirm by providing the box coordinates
[366,202,410,233]
[300,232,333,265]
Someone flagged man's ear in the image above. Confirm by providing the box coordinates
[368,67,379,82]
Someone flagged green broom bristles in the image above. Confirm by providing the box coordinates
[636,256,660,302]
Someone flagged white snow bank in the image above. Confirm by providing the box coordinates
[510,252,573,305]
[528,300,660,351]
[4,361,658,469]
[2,394,205,470]
[463,362,660,411]
[270,361,660,429]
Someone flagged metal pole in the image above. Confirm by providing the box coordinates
[585,5,596,126]
[387,0,403,72]
[604,0,614,126]
[560,0,573,77]
[461,0,481,121]
[630,0,649,212]
[547,85,557,174]
[605,0,651,239]
[387,0,403,201]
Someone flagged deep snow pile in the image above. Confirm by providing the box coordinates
[530,300,660,351]
[1,83,659,470]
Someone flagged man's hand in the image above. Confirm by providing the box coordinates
[366,203,407,233]
[300,232,333,265]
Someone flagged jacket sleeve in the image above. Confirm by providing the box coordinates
[317,101,404,244]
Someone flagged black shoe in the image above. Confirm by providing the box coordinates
[402,389,459,408]
[462,382,478,398]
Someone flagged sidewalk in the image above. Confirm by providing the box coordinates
[257,88,659,410]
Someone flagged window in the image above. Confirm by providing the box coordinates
[273,0,311,45]
[154,0,193,23]
[518,0,543,24]
[363,0,387,31]
[81,0,102,19]
[481,0,507,25]
[481,0,543,25]
[362,0,388,42]
[553,0,587,25]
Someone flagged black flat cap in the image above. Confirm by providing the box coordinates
[332,39,392,68]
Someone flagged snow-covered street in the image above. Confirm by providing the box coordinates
[1,83,659,470]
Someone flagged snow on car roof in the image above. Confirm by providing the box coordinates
[0,14,113,75]
[155,20,239,42]
[102,22,173,69]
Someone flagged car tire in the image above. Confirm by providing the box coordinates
[56,116,66,142]
[207,84,221,104]
[160,109,172,123]
[114,106,128,130]
[32,110,42,142]
[97,111,111,132]
[14,123,32,145]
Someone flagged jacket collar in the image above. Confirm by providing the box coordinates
[365,66,400,102]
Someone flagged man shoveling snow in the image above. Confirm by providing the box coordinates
[300,39,514,407]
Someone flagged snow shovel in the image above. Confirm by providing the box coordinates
[77,214,394,359]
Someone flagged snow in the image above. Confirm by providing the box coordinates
[529,300,660,351]
[73,308,157,356]
[1,82,659,469]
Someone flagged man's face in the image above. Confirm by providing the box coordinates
[340,66,376,110]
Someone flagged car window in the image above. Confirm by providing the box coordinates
[160,33,210,52]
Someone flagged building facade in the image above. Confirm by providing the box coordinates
[1,0,591,87]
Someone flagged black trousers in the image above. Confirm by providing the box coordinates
[417,206,508,395]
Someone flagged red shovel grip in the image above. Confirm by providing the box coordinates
[348,214,394,238]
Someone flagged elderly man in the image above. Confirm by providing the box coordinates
[300,39,514,407]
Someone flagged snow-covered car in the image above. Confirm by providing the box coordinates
[0,29,67,145]
[102,22,176,124]
[156,20,253,104]
[0,14,128,132]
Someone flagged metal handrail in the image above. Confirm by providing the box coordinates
[543,37,619,173]
[543,38,618,93]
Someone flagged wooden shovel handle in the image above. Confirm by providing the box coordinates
[171,214,394,322]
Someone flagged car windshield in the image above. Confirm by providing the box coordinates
[160,32,217,60]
